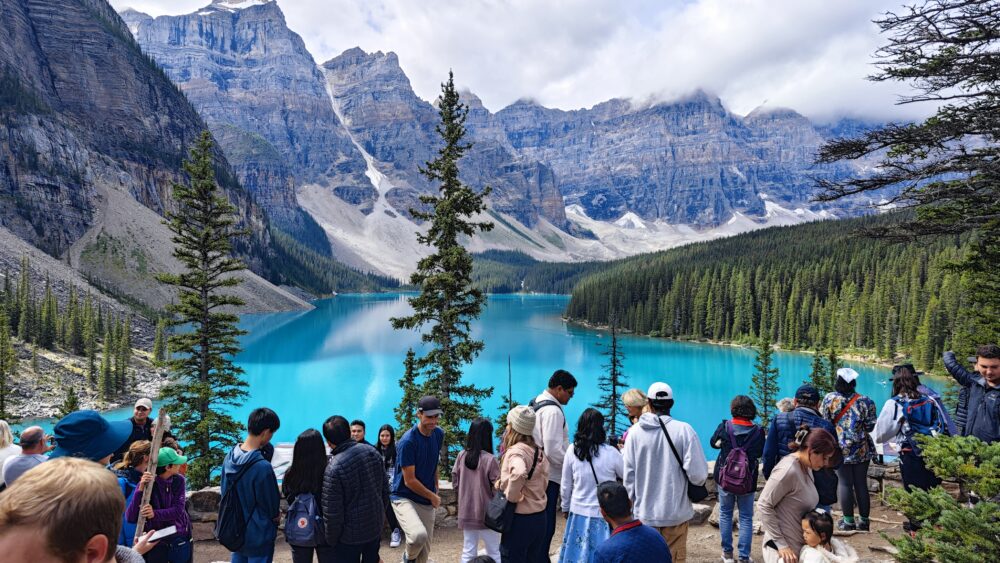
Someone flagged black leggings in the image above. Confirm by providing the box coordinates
[836,461,871,519]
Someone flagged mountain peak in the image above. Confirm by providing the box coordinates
[208,0,276,12]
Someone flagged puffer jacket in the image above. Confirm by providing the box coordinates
[943,351,973,435]
[944,351,1000,443]
[322,441,390,546]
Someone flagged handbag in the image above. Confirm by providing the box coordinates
[658,417,709,502]
[484,446,539,533]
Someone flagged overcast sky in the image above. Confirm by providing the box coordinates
[110,0,932,122]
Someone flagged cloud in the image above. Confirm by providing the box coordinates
[111,0,933,122]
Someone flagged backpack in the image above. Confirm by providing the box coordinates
[718,422,760,495]
[284,492,323,547]
[215,458,264,551]
[894,395,943,454]
[529,399,561,413]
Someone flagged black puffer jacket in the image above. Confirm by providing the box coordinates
[322,441,390,546]
[943,351,972,434]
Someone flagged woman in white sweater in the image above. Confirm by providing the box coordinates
[558,408,624,563]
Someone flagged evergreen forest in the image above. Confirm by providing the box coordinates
[565,212,976,371]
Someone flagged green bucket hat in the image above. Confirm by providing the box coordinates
[157,446,188,467]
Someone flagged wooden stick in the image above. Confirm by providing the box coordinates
[133,409,168,546]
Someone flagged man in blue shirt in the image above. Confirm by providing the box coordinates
[594,481,672,563]
[391,396,445,563]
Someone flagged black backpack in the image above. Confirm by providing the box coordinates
[215,458,264,551]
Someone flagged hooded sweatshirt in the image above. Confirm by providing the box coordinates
[622,412,708,527]
[221,445,279,557]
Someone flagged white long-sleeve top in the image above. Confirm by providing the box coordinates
[531,390,569,484]
[560,443,624,518]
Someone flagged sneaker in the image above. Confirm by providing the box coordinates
[722,553,735,563]
[857,518,870,532]
[738,558,755,563]
[390,528,402,548]
[837,518,856,531]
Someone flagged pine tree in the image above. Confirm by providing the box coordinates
[157,131,249,488]
[0,311,17,419]
[99,325,113,400]
[806,349,833,396]
[826,347,843,388]
[750,335,780,427]
[389,73,494,466]
[84,300,97,384]
[593,316,628,439]
[58,386,80,418]
[38,275,55,350]
[395,348,422,431]
[117,316,131,392]
[152,317,166,366]
[68,287,84,355]
[16,256,32,342]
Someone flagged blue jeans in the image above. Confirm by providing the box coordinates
[145,536,192,563]
[718,488,754,560]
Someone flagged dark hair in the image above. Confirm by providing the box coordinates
[977,344,1000,359]
[788,426,839,459]
[597,481,632,520]
[464,418,494,470]
[834,375,857,397]
[322,415,351,445]
[469,557,497,563]
[649,398,674,415]
[573,408,607,462]
[376,424,396,468]
[350,420,366,430]
[730,395,757,420]
[548,369,578,390]
[891,368,921,399]
[282,429,327,498]
[248,407,280,436]
[804,510,834,546]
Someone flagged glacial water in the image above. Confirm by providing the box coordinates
[24,293,909,454]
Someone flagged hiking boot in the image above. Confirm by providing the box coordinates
[837,518,856,531]
[390,528,402,547]
[721,553,735,563]
[857,518,870,532]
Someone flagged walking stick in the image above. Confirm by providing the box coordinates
[134,409,168,546]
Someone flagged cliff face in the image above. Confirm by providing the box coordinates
[0,0,307,312]
[122,0,367,251]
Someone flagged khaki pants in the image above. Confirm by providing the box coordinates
[392,498,436,563]
[655,521,689,563]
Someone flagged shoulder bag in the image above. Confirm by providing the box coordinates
[658,417,708,502]
[484,446,539,533]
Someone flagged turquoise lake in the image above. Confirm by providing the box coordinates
[31,293,908,453]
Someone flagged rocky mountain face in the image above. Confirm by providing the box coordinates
[121,0,369,253]
[0,0,308,312]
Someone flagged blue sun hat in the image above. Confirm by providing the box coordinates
[49,410,132,461]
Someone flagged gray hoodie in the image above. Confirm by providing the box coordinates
[622,412,708,527]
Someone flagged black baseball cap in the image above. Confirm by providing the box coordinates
[417,396,443,416]
[795,385,820,403]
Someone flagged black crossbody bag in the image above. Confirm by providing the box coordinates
[658,418,709,502]
[484,446,540,533]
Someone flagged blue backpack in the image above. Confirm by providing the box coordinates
[894,395,943,454]
[284,492,323,547]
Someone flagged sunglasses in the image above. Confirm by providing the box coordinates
[135,406,150,412]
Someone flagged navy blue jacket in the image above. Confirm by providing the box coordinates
[594,520,672,563]
[762,406,838,506]
[710,419,764,487]
[221,445,280,557]
[945,351,1000,443]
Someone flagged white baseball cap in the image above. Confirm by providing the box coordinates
[837,368,860,384]
[647,382,673,401]
[134,398,153,410]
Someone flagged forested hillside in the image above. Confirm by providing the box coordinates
[565,213,972,371]
[472,250,607,294]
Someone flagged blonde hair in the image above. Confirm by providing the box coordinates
[114,439,151,470]
[622,388,647,408]
[0,420,13,449]
[501,426,537,456]
[0,457,123,562]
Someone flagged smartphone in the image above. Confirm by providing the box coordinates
[148,526,177,542]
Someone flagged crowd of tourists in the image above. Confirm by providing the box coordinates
[0,344,997,563]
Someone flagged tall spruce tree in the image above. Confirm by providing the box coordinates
[806,349,834,396]
[750,334,780,427]
[157,131,249,488]
[390,72,494,465]
[99,325,113,400]
[593,316,628,438]
[395,348,421,431]
[152,317,167,366]
[58,386,80,418]
[0,311,17,419]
